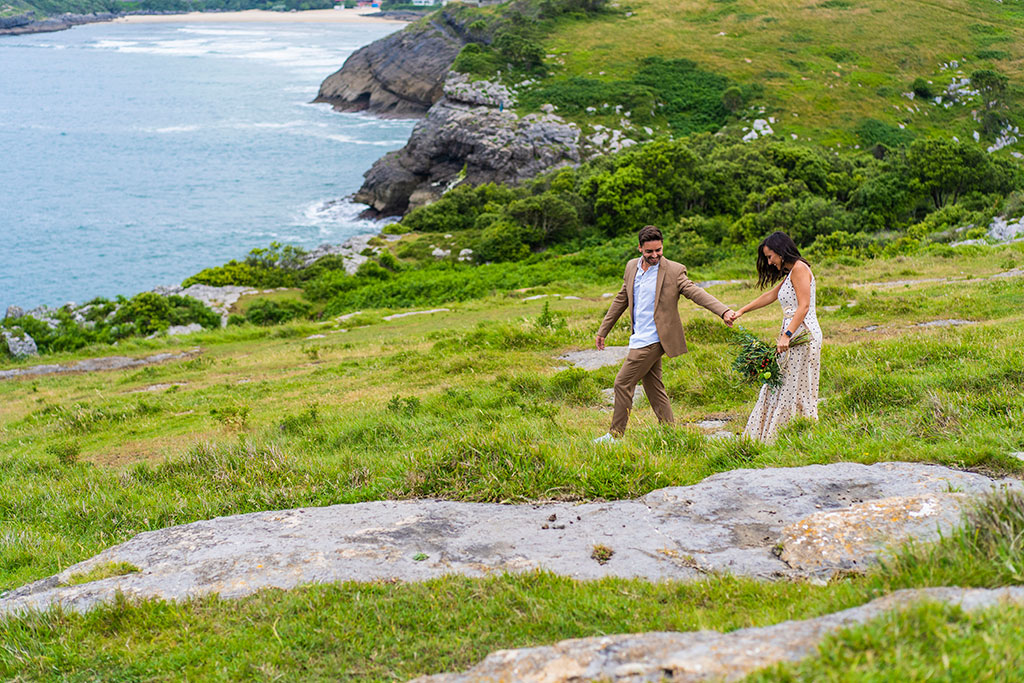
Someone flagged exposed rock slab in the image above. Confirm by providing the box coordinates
[414,586,1024,682]
[560,347,630,371]
[780,493,968,571]
[1,463,1016,617]
[0,349,198,381]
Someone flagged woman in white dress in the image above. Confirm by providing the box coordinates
[728,231,823,442]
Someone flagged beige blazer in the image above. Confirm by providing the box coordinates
[597,257,729,357]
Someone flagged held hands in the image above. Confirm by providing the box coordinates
[722,309,741,326]
[595,335,606,350]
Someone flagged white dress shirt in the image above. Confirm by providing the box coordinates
[629,261,660,349]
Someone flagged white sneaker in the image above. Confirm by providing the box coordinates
[593,432,616,444]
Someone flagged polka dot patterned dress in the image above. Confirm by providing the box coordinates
[743,270,822,443]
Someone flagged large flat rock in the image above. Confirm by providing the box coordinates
[0,463,1016,617]
[413,586,1024,682]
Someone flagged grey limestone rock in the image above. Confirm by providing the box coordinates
[314,12,471,117]
[2,330,38,358]
[414,586,1024,682]
[152,284,256,328]
[0,462,1016,617]
[0,11,118,36]
[560,346,630,371]
[166,323,204,337]
[4,305,24,320]
[301,234,381,273]
[354,93,581,215]
[24,306,60,329]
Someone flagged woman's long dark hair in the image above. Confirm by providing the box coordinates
[756,231,809,289]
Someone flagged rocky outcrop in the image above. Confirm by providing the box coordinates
[0,462,1017,616]
[301,233,388,273]
[314,10,476,117]
[416,586,1024,682]
[2,330,38,358]
[354,77,581,215]
[152,284,258,328]
[0,11,119,36]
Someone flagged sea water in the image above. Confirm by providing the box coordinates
[0,19,415,311]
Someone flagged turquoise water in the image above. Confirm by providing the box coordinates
[0,19,414,311]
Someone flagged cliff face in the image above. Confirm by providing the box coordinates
[314,11,475,117]
[0,11,118,35]
[354,75,582,216]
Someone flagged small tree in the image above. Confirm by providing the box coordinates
[971,69,1008,111]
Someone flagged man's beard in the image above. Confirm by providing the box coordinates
[645,255,660,266]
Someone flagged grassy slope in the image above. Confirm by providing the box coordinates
[1,245,1023,678]
[541,0,1024,145]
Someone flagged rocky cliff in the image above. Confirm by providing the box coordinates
[0,11,118,36]
[314,10,476,117]
[353,74,583,216]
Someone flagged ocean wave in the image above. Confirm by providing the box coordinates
[151,124,201,134]
[325,134,408,146]
[298,198,400,235]
[176,28,272,37]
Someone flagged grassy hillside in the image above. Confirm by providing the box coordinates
[454,0,1024,149]
[3,1,1024,678]
[2,244,1024,678]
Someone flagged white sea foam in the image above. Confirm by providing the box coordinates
[152,124,201,134]
[299,198,399,234]
[325,134,408,146]
[177,28,271,37]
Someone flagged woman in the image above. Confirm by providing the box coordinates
[729,231,822,442]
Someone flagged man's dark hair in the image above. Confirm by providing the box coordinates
[756,231,810,289]
[638,225,663,245]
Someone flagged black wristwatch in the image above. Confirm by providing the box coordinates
[784,330,793,338]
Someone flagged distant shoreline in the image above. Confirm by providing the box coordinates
[114,8,407,25]
[0,8,410,37]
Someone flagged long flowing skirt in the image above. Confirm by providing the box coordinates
[743,339,821,443]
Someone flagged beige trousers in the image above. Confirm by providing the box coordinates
[610,342,674,436]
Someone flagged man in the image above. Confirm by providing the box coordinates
[594,225,734,442]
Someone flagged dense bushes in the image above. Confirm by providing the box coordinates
[398,135,1023,258]
[238,298,311,326]
[182,242,305,288]
[1,292,219,356]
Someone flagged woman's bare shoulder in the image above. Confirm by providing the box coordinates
[791,260,813,279]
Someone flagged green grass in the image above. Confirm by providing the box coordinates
[748,601,1024,681]
[536,0,1024,147]
[1,245,1024,679]
[62,562,140,587]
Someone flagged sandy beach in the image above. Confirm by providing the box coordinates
[114,8,406,24]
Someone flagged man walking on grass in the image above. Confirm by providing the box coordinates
[594,225,735,442]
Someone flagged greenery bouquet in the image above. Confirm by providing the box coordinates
[731,327,810,390]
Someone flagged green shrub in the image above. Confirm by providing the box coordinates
[855,118,915,149]
[452,43,500,76]
[911,77,933,99]
[243,298,312,326]
[474,221,533,263]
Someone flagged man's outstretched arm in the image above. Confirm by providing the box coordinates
[677,267,734,326]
